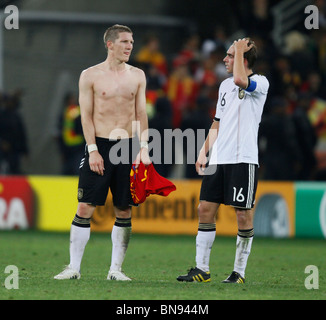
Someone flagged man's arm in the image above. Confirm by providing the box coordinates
[79,70,104,176]
[196,120,219,174]
[233,39,253,89]
[79,70,96,145]
[134,69,151,166]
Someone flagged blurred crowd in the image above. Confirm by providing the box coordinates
[2,0,326,181]
[0,89,29,174]
[131,1,326,181]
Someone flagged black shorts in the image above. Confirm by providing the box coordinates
[200,163,258,209]
[77,137,139,207]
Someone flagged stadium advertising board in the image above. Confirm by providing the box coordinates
[28,176,78,231]
[2,175,324,238]
[92,180,212,235]
[295,182,326,238]
[91,180,295,237]
[254,182,295,237]
[0,176,34,229]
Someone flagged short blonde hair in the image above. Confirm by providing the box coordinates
[103,24,133,51]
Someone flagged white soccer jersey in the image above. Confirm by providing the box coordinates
[209,74,269,165]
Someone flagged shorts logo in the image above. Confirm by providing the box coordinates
[78,188,83,200]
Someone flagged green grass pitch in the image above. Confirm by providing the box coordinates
[0,231,325,300]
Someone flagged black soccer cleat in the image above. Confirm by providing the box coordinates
[222,271,245,283]
[177,267,211,282]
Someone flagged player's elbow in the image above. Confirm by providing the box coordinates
[233,76,248,89]
[136,109,148,122]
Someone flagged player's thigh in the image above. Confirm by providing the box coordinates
[110,163,133,208]
[199,165,224,204]
[78,163,111,206]
[224,163,258,209]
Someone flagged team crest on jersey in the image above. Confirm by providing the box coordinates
[238,88,245,99]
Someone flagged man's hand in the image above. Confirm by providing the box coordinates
[89,151,105,176]
[233,38,253,54]
[195,150,208,175]
[134,147,151,168]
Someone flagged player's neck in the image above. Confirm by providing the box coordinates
[246,68,253,77]
[104,56,127,72]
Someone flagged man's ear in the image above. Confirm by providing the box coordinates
[107,40,112,50]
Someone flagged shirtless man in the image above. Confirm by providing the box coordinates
[54,25,151,281]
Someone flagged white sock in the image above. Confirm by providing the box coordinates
[110,218,132,272]
[69,214,91,272]
[195,223,216,272]
[233,229,254,278]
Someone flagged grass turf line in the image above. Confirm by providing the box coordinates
[0,231,325,300]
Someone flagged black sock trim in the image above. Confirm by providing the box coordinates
[238,228,254,238]
[72,214,91,228]
[114,217,132,228]
[198,223,216,232]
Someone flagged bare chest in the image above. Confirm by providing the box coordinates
[94,72,138,102]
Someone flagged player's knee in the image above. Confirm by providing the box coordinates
[197,202,215,223]
[77,202,95,218]
[235,209,252,227]
[114,206,131,218]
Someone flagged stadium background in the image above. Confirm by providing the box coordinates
[1,0,326,239]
